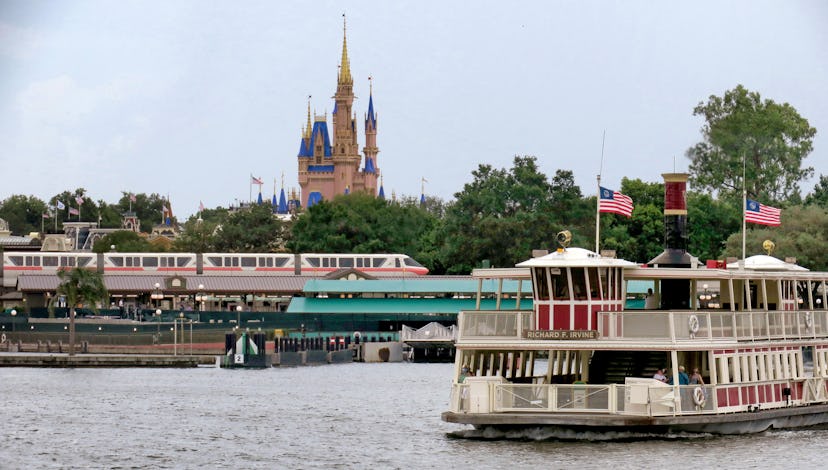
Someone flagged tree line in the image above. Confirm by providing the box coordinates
[2,85,827,272]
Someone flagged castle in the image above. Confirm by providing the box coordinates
[296,19,380,207]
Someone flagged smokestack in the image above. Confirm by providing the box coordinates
[647,173,692,268]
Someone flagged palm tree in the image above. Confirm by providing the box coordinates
[51,268,109,356]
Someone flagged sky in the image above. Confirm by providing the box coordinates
[1,1,827,219]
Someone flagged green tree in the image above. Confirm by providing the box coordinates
[288,193,437,265]
[722,205,828,271]
[805,174,828,208]
[51,268,109,356]
[686,85,816,203]
[93,230,154,253]
[0,194,48,235]
[687,192,741,262]
[213,203,288,252]
[439,156,572,273]
[173,218,220,253]
[599,178,664,264]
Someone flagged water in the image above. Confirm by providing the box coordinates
[1,362,827,469]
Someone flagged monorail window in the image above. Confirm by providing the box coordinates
[305,257,320,267]
[403,257,424,267]
[60,257,77,267]
[533,268,550,301]
[125,257,134,267]
[260,257,272,267]
[207,256,222,266]
[109,257,124,267]
[322,258,330,268]
[177,257,189,267]
[356,258,363,268]
[274,257,288,267]
[372,257,387,268]
[340,257,353,268]
[43,256,59,267]
[26,256,40,267]
[9,256,23,266]
[143,257,158,267]
[78,256,92,267]
[395,258,401,268]
[230,257,239,267]
[241,257,256,268]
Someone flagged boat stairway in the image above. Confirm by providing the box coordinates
[589,350,669,384]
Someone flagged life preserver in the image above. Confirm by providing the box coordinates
[804,312,813,329]
[688,314,700,336]
[693,386,706,407]
[1,333,6,343]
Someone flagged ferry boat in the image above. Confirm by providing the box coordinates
[442,174,828,435]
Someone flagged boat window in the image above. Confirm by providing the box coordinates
[572,268,588,300]
[533,268,549,300]
[551,268,569,300]
[599,268,609,299]
[42,256,58,267]
[587,268,600,300]
[143,257,158,267]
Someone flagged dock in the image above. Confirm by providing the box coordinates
[0,353,207,367]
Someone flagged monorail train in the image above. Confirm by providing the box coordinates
[1,252,428,287]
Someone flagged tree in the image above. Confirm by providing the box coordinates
[52,268,109,356]
[805,174,828,208]
[213,203,288,252]
[686,85,816,203]
[0,194,48,235]
[93,230,154,253]
[288,193,438,265]
[722,205,828,271]
[439,156,568,273]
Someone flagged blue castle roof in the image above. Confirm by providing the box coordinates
[366,94,377,129]
[298,121,332,158]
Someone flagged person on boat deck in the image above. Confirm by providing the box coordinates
[668,366,690,385]
[690,368,704,385]
[644,288,658,309]
[653,369,667,383]
[459,366,473,383]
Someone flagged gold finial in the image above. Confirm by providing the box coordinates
[338,14,352,85]
[305,96,312,139]
[762,239,775,255]
[369,75,372,95]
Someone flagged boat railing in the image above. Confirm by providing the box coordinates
[449,377,827,417]
[458,310,534,340]
[598,309,828,342]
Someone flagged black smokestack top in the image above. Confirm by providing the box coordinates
[647,173,692,268]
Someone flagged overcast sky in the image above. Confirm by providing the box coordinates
[1,1,826,218]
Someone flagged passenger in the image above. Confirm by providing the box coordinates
[653,369,667,383]
[678,366,690,385]
[644,288,658,309]
[459,366,470,383]
[690,368,705,385]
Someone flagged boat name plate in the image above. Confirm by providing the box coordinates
[523,329,599,340]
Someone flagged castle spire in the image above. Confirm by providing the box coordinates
[338,14,353,85]
[305,95,312,139]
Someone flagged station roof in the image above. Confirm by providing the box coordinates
[287,297,531,314]
[302,278,532,294]
[17,274,315,294]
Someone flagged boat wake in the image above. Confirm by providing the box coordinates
[447,426,714,442]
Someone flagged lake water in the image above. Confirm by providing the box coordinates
[1,362,827,469]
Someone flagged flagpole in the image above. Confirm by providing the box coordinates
[595,130,606,254]
[741,151,747,269]
[249,174,253,204]
[54,202,57,232]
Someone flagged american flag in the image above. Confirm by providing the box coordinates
[745,199,781,226]
[129,193,137,202]
[42,212,51,219]
[75,196,84,205]
[68,207,79,216]
[199,201,205,212]
[251,175,263,185]
[599,186,634,217]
